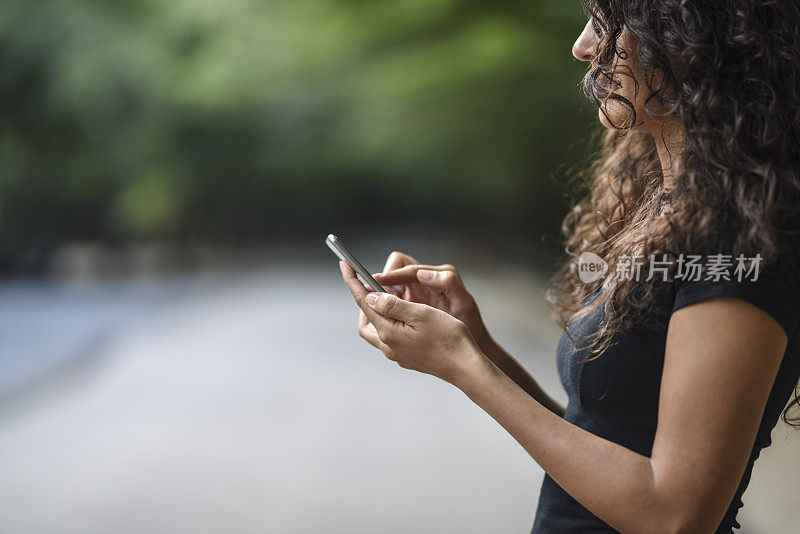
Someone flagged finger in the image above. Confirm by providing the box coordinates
[359,309,389,351]
[372,264,456,285]
[374,265,449,305]
[389,285,405,297]
[359,308,369,326]
[371,276,425,304]
[371,272,404,296]
[365,291,428,327]
[382,251,420,274]
[415,268,472,302]
[340,261,396,330]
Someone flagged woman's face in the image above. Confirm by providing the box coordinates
[572,19,661,132]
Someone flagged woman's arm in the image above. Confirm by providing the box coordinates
[341,262,787,534]
[459,297,787,533]
[479,335,566,418]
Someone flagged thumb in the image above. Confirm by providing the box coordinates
[416,269,470,301]
[365,292,426,325]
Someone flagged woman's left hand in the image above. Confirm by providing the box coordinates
[339,260,483,386]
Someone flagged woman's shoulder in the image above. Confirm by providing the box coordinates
[671,248,800,338]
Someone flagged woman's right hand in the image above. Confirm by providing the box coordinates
[366,251,493,352]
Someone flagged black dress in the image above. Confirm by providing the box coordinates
[531,253,800,532]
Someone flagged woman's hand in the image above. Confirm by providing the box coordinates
[369,251,493,352]
[339,260,483,386]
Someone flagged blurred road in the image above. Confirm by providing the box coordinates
[0,259,797,533]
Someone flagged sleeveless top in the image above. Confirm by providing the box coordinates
[531,253,800,532]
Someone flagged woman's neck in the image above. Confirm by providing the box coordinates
[652,120,684,190]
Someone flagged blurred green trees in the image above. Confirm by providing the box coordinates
[0,0,595,268]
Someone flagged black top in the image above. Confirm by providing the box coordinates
[532,253,800,533]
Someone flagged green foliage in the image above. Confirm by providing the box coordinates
[0,0,596,261]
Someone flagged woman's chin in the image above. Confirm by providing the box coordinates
[599,108,613,128]
[598,108,622,129]
[598,106,638,130]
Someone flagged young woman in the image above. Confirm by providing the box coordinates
[338,1,800,532]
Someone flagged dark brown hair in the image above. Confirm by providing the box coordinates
[547,0,800,425]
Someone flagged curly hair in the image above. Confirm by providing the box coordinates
[546,0,800,426]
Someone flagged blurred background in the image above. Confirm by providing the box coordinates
[0,0,797,532]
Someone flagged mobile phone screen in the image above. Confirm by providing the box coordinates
[325,234,387,293]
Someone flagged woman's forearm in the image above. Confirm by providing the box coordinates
[479,335,566,418]
[457,351,678,534]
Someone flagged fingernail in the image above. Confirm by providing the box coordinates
[391,285,404,295]
[417,269,436,281]
[365,292,380,306]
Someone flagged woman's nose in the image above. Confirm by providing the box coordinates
[572,20,597,62]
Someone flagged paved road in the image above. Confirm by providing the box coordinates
[0,261,797,533]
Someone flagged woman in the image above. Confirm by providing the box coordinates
[338,1,800,532]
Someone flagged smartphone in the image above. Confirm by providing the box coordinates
[325,234,387,293]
